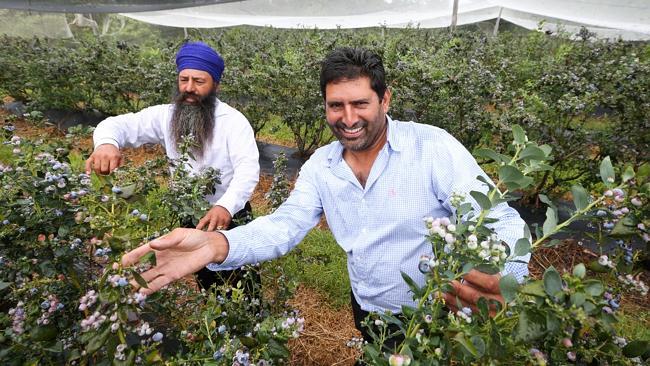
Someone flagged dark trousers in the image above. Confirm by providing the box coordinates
[182,202,260,293]
[350,292,405,352]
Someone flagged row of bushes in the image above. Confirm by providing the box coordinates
[0,27,648,193]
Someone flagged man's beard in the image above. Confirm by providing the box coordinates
[170,89,218,160]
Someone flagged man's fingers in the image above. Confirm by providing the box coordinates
[121,242,153,267]
[138,273,176,295]
[99,158,110,174]
[109,157,121,173]
[463,270,501,293]
[147,228,194,251]
[84,157,93,175]
[450,280,503,306]
[207,218,218,232]
[196,217,208,231]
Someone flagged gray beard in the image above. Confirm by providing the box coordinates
[170,90,218,160]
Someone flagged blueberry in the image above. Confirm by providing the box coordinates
[213,350,223,361]
[152,332,163,342]
[111,186,122,194]
[41,301,50,310]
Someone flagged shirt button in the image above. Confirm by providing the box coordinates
[361,198,366,203]
[362,228,367,234]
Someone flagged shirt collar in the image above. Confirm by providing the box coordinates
[326,115,402,167]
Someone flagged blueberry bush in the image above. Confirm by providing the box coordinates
[360,126,649,365]
[0,124,303,365]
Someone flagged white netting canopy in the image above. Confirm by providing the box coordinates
[1,0,649,40]
[118,0,650,40]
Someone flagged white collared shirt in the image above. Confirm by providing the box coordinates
[93,100,259,216]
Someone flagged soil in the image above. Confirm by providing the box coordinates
[2,113,648,366]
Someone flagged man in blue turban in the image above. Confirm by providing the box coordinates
[86,41,260,291]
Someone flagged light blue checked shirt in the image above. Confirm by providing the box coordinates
[212,117,530,314]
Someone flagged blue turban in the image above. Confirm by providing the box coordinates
[175,42,225,83]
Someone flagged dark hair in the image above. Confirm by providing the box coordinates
[319,47,387,100]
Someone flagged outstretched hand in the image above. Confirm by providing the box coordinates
[444,269,504,316]
[121,228,229,295]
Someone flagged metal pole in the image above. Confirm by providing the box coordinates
[450,0,459,32]
[493,7,503,37]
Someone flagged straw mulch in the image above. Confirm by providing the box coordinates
[288,286,361,366]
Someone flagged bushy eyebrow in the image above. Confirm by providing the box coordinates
[327,98,370,106]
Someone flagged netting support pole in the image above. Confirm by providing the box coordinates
[493,7,503,37]
[450,0,459,32]
[183,27,188,38]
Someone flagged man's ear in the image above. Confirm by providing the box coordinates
[381,88,392,113]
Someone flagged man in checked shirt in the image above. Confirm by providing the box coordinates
[122,47,530,347]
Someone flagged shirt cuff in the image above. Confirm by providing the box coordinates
[215,195,239,217]
[205,227,247,271]
[94,138,120,150]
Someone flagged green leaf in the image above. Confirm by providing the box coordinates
[570,292,586,307]
[85,326,110,354]
[543,266,562,297]
[514,238,531,257]
[599,156,615,186]
[469,191,492,210]
[636,162,650,181]
[583,280,604,297]
[143,350,161,364]
[611,216,637,236]
[474,148,503,163]
[401,271,422,297]
[539,144,552,157]
[499,274,519,303]
[538,194,556,210]
[520,281,546,298]
[474,263,500,275]
[470,336,486,358]
[454,333,478,357]
[44,341,63,353]
[546,313,560,333]
[0,281,11,291]
[621,165,635,183]
[239,336,257,348]
[519,145,547,161]
[587,260,609,273]
[267,338,290,359]
[622,340,649,358]
[571,185,589,211]
[499,165,524,186]
[131,271,149,289]
[457,202,473,216]
[476,175,495,189]
[118,184,136,199]
[512,124,526,144]
[542,207,557,237]
[515,309,546,342]
[30,325,57,342]
[572,263,586,279]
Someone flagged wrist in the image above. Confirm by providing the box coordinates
[208,231,230,264]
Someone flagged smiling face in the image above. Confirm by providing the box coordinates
[324,76,391,152]
[177,69,217,104]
